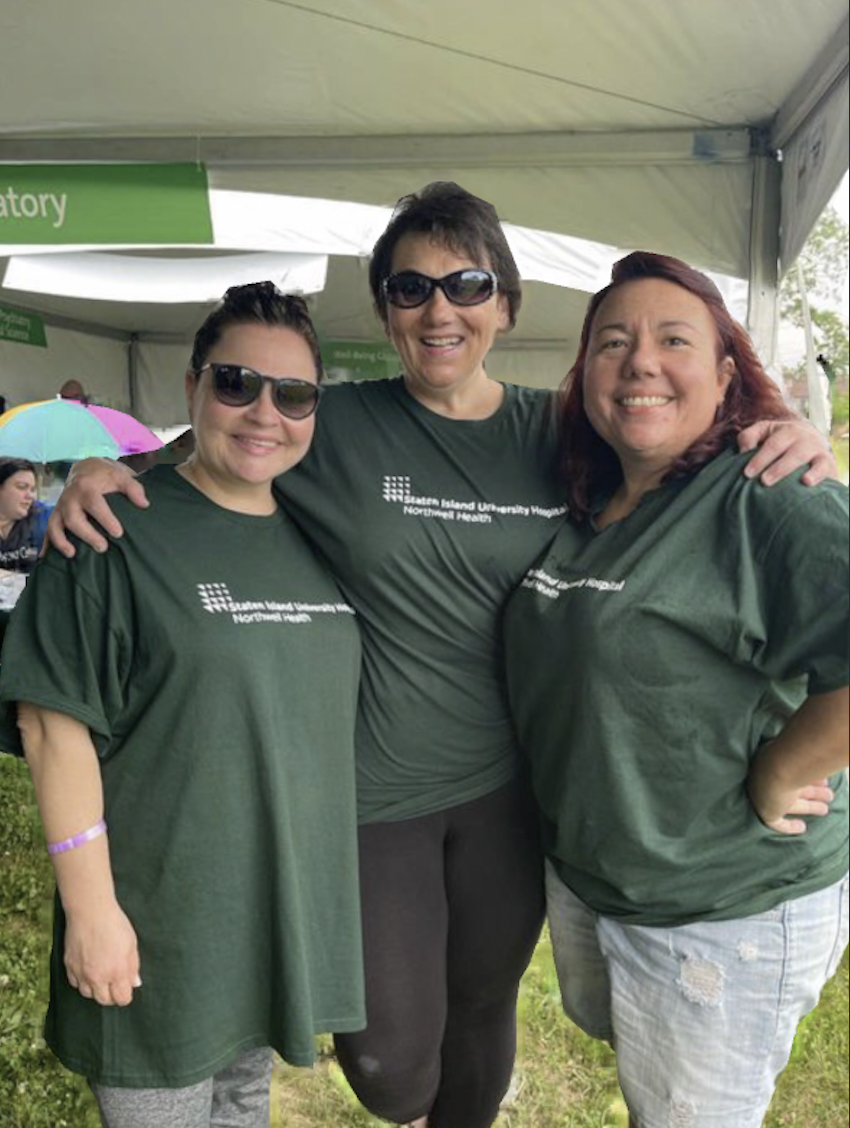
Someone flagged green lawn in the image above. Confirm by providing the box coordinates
[1,755,847,1128]
[831,435,849,483]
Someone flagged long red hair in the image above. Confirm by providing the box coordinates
[559,251,795,520]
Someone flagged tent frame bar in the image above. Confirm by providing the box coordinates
[745,155,782,370]
[0,127,753,169]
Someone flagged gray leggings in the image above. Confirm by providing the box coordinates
[91,1046,274,1128]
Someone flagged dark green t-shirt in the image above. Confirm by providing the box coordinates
[504,450,849,926]
[277,378,567,823]
[0,466,364,1086]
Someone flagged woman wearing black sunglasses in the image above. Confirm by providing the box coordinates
[43,184,837,1128]
[0,285,365,1128]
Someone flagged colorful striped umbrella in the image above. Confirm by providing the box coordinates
[0,399,163,461]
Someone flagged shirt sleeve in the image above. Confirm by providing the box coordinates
[749,484,849,693]
[0,542,134,758]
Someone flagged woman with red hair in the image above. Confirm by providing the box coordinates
[504,252,849,1128]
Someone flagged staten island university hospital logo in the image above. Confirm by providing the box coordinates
[383,476,412,504]
[195,582,354,626]
[197,582,234,613]
[381,475,567,526]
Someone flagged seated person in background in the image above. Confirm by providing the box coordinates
[119,450,160,475]
[152,428,195,464]
[0,459,52,574]
[58,379,90,405]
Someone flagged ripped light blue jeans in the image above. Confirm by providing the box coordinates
[545,861,849,1128]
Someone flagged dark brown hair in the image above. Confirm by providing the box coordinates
[369,182,522,330]
[190,282,323,378]
[0,457,36,490]
[559,251,795,520]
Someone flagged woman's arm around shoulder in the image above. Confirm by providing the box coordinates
[739,418,840,486]
[45,458,150,557]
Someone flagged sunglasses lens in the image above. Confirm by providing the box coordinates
[385,272,433,308]
[384,270,496,308]
[211,365,260,406]
[273,381,319,419]
[443,270,496,305]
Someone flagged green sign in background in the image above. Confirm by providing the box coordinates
[323,340,399,381]
[0,164,214,245]
[0,303,47,348]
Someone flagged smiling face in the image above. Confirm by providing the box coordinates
[382,233,510,407]
[583,278,734,483]
[0,470,36,524]
[184,322,319,513]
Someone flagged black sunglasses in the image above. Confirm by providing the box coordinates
[383,269,498,309]
[195,363,322,420]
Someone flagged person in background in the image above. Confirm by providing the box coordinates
[119,450,160,475]
[0,283,365,1128]
[59,379,90,404]
[0,458,52,574]
[43,185,840,1128]
[504,251,849,1128]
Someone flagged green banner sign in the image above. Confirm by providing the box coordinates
[0,164,214,245]
[0,303,47,348]
[323,340,399,381]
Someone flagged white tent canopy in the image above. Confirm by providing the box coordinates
[0,204,657,423]
[0,0,847,422]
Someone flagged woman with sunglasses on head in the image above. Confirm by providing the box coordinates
[0,284,365,1128]
[43,184,837,1128]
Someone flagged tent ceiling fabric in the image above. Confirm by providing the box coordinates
[208,160,754,278]
[0,0,847,409]
[1,1,846,271]
[0,0,841,136]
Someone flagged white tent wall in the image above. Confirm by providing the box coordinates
[780,72,850,274]
[485,348,571,391]
[135,340,193,427]
[133,336,576,429]
[0,322,129,411]
[773,10,849,273]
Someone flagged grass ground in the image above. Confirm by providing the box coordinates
[1,755,847,1128]
[830,435,849,482]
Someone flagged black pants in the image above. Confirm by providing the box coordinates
[335,780,545,1128]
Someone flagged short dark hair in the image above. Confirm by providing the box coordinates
[559,251,796,521]
[369,182,522,330]
[190,282,323,378]
[0,457,36,489]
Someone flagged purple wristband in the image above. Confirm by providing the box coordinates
[47,819,107,856]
